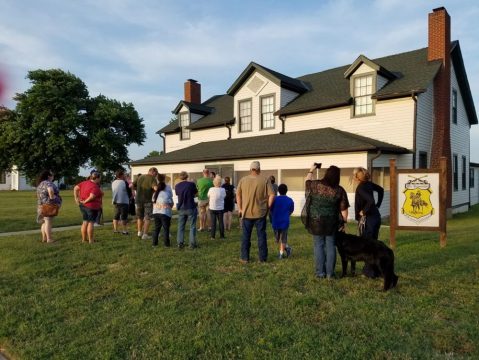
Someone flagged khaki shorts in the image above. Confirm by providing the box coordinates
[136,202,153,220]
[198,199,209,209]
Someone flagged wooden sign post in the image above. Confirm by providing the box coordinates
[389,157,447,249]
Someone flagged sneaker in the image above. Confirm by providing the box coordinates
[137,231,143,238]
[239,259,249,264]
[178,243,185,249]
[122,231,129,235]
[141,234,151,240]
[286,246,292,258]
[278,253,284,260]
[113,231,120,234]
[94,223,102,227]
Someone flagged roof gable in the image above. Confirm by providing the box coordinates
[227,62,309,96]
[172,101,214,116]
[344,55,396,80]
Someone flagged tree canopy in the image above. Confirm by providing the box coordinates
[0,69,146,181]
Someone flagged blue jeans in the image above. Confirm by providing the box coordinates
[177,208,197,247]
[313,234,336,277]
[241,217,268,262]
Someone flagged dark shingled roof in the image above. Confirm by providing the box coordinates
[172,101,214,116]
[276,47,443,116]
[157,41,477,134]
[131,127,408,166]
[188,95,234,130]
[451,41,478,125]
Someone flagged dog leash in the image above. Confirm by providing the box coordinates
[358,215,366,236]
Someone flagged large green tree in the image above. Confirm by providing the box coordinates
[1,69,146,181]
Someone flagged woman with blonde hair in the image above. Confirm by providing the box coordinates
[353,166,384,277]
[208,175,226,239]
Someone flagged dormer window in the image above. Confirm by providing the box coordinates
[260,95,275,129]
[179,112,190,140]
[353,74,374,116]
[239,99,252,132]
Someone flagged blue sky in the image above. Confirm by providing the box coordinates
[1,0,478,162]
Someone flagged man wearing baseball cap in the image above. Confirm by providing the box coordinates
[236,161,275,263]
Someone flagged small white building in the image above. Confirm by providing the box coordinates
[470,162,479,206]
[131,7,477,217]
[0,166,35,191]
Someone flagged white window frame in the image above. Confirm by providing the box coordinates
[239,99,252,133]
[179,112,190,140]
[260,94,275,130]
[352,73,375,117]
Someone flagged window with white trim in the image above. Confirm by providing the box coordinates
[260,95,274,129]
[239,100,252,132]
[179,112,190,140]
[470,168,475,189]
[0,171,6,184]
[354,75,374,116]
[462,156,467,190]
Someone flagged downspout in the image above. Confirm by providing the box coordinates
[368,150,382,180]
[412,91,418,168]
[159,134,166,154]
[279,115,286,134]
[226,124,232,140]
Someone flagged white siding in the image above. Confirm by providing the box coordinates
[286,97,415,149]
[165,126,228,153]
[354,63,375,75]
[450,63,471,211]
[232,71,281,138]
[416,82,434,167]
[0,172,12,190]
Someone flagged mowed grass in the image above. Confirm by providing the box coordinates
[0,190,113,232]
[0,192,478,359]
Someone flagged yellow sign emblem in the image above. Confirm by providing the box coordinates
[401,176,434,223]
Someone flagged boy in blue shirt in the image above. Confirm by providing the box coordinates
[270,184,294,259]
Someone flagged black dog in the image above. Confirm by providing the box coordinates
[335,232,399,291]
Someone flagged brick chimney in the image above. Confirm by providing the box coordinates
[428,7,452,208]
[184,79,201,104]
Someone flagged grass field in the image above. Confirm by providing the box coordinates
[0,190,113,233]
[0,191,478,359]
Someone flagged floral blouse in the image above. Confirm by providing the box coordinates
[37,180,62,206]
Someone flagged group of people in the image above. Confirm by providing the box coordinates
[128,167,237,249]
[35,160,384,279]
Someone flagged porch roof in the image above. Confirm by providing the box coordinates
[131,127,409,166]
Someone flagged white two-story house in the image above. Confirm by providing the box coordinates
[131,7,477,217]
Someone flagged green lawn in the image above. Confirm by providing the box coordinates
[0,192,478,359]
[0,190,113,233]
